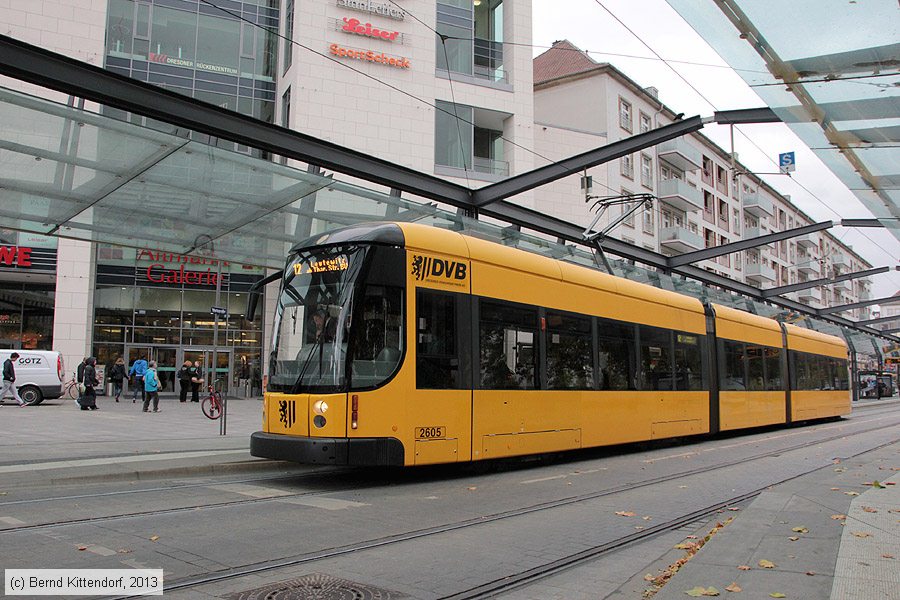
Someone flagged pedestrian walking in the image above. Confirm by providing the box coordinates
[190,360,204,403]
[1,352,27,407]
[109,357,127,402]
[143,361,161,413]
[129,355,148,404]
[81,357,99,410]
[177,360,192,403]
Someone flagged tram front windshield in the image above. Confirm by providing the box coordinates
[269,246,364,392]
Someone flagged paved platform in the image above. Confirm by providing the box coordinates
[1,394,897,599]
[646,441,898,600]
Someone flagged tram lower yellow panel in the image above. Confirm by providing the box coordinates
[350,382,473,466]
[719,391,785,431]
[414,438,459,465]
[264,393,310,437]
[792,391,851,421]
[481,429,581,459]
[307,393,348,438]
[579,392,709,447]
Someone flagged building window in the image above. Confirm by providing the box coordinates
[619,97,633,132]
[704,228,715,248]
[435,100,508,177]
[732,208,740,233]
[718,198,729,230]
[622,189,635,227]
[701,156,713,185]
[639,111,651,133]
[282,0,294,73]
[437,0,506,83]
[716,165,728,195]
[621,154,634,179]
[703,190,714,222]
[640,153,653,188]
[642,204,654,234]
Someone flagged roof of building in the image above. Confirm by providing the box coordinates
[533,40,607,85]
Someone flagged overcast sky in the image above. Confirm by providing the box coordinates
[531,0,900,302]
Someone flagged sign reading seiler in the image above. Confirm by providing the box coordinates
[329,43,411,69]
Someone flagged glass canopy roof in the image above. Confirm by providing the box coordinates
[0,85,892,359]
[666,0,900,241]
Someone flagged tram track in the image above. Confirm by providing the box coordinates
[2,414,896,537]
[89,415,900,599]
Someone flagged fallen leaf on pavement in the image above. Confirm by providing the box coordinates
[806,571,815,576]
[844,491,860,496]
[684,586,720,597]
[616,511,636,517]
[679,485,688,489]
[862,506,878,513]
[788,536,799,541]
[149,535,160,542]
[831,514,847,520]
[830,487,840,491]
[791,527,809,533]
[643,516,652,520]
[725,582,741,593]
[758,559,776,569]
[864,481,886,488]
[737,565,751,571]
[727,507,740,511]
[882,554,894,559]
[769,593,786,598]
[117,549,132,554]
[675,542,697,549]
[467,486,477,491]
[686,535,699,539]
[644,573,655,582]
[77,546,88,551]
[851,531,872,538]
[885,482,896,486]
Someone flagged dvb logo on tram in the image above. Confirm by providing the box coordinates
[411,254,467,287]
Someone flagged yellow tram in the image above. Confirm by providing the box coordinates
[250,223,850,466]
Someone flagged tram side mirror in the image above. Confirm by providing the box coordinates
[247,270,284,321]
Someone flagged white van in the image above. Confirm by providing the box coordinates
[0,350,65,405]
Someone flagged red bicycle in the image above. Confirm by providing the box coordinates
[201,383,223,420]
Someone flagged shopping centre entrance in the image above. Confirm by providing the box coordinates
[123,346,241,398]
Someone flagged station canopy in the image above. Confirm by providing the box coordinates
[666,0,900,242]
[2,84,894,356]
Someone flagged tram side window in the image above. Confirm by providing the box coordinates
[546,312,593,390]
[350,285,403,388]
[674,333,705,391]
[765,346,783,391]
[720,339,745,390]
[416,291,459,389]
[597,319,637,391]
[639,325,673,391]
[833,358,849,390]
[745,345,765,391]
[479,300,538,390]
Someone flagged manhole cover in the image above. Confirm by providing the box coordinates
[227,573,404,600]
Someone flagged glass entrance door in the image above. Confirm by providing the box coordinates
[181,348,232,395]
[125,346,178,393]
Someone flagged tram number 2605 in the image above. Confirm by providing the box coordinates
[416,426,446,439]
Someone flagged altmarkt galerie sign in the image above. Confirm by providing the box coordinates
[336,0,406,20]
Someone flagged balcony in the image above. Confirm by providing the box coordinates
[796,233,818,249]
[658,137,702,172]
[658,178,703,212]
[744,225,768,239]
[797,259,821,276]
[798,286,822,303]
[742,191,774,218]
[831,253,850,270]
[659,226,704,254]
[745,262,776,284]
[832,279,851,293]
[473,38,507,84]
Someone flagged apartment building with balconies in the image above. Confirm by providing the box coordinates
[532,40,873,316]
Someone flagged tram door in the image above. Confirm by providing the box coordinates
[182,348,232,395]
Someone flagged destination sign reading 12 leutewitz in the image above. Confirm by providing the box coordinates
[294,256,349,275]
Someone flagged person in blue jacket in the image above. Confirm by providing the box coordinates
[129,355,149,404]
[142,360,161,413]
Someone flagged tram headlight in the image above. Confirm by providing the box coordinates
[313,400,329,415]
